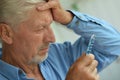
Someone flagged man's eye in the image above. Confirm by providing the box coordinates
[35,26,45,33]
[39,26,44,30]
[37,26,45,30]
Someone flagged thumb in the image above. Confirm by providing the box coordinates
[76,53,95,66]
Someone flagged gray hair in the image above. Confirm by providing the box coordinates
[0,0,45,27]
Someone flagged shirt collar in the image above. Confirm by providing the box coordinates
[0,59,33,80]
[0,60,21,80]
[0,48,35,80]
[0,47,30,80]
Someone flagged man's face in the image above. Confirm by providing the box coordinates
[12,8,55,64]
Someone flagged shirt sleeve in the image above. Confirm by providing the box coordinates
[66,10,120,72]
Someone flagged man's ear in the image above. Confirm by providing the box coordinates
[0,23,13,44]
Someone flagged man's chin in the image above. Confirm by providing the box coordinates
[28,53,48,65]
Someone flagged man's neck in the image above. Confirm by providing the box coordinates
[2,55,44,80]
[2,50,44,80]
[26,66,44,80]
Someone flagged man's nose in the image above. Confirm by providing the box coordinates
[43,27,55,43]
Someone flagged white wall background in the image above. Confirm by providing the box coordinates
[52,0,120,80]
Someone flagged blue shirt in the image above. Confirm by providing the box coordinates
[0,10,120,80]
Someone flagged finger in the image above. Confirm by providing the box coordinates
[94,68,100,80]
[91,73,100,80]
[87,53,95,60]
[37,0,57,10]
[92,73,100,80]
[88,60,98,72]
[93,68,98,75]
[96,74,100,80]
[76,53,95,66]
[90,68,99,80]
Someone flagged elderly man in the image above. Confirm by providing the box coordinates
[0,0,120,80]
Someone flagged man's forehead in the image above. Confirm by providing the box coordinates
[24,9,53,27]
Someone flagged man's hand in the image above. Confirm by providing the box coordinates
[37,0,73,24]
[66,53,100,80]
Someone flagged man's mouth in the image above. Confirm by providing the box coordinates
[40,47,49,53]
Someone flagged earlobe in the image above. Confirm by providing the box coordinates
[0,23,13,44]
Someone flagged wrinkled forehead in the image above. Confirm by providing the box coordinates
[15,0,52,30]
[22,8,53,29]
[21,0,51,26]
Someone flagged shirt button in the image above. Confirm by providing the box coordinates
[78,15,82,18]
[75,20,80,25]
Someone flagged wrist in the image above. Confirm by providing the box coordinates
[62,11,74,25]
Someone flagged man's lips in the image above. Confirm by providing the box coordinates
[40,47,49,52]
